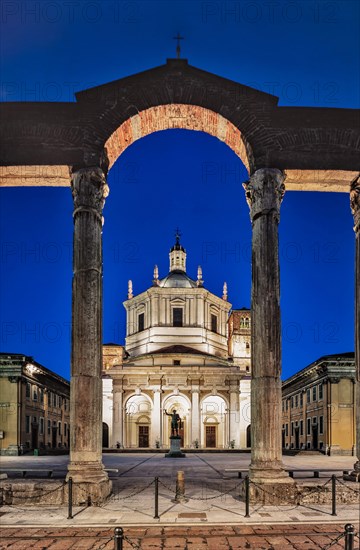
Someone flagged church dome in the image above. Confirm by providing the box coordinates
[158,270,197,288]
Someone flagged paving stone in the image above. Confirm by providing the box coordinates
[140,536,164,548]
[30,540,59,550]
[231,527,256,535]
[185,537,208,549]
[162,536,186,548]
[205,536,230,549]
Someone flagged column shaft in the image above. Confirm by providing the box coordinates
[67,166,109,484]
[350,178,360,477]
[243,168,290,482]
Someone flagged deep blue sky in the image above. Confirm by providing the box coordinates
[0,0,359,381]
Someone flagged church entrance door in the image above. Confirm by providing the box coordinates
[206,425,216,448]
[138,425,149,448]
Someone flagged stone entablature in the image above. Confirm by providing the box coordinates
[282,354,355,395]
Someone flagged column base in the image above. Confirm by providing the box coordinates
[66,462,112,504]
[66,461,110,483]
[250,461,294,484]
[343,460,360,482]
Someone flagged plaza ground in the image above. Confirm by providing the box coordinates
[0,453,359,548]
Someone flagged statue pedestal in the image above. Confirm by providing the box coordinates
[165,436,186,458]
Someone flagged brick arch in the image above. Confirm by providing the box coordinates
[104,104,252,175]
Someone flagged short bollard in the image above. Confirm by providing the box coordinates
[344,524,355,550]
[175,470,186,502]
[154,476,159,519]
[331,474,337,516]
[245,475,250,518]
[114,527,123,550]
[67,476,73,520]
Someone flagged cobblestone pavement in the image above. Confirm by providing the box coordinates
[1,524,359,550]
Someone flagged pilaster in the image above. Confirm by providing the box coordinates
[113,387,124,448]
[191,388,200,445]
[151,388,162,447]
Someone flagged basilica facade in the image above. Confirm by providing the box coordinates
[102,236,251,450]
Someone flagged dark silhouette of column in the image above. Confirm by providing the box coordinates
[243,168,291,482]
[66,164,111,497]
[350,177,360,480]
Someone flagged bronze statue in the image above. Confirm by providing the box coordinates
[164,409,181,436]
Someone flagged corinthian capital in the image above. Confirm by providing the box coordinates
[243,168,285,223]
[350,176,360,233]
[71,167,109,214]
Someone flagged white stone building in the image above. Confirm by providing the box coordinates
[102,235,251,449]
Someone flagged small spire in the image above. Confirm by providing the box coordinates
[175,227,181,245]
[153,265,159,286]
[222,282,228,301]
[173,33,184,59]
[197,265,204,287]
[128,280,133,299]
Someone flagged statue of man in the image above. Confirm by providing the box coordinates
[164,409,181,436]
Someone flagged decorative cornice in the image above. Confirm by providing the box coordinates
[243,168,285,223]
[350,176,360,233]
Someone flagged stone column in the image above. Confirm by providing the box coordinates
[350,177,360,480]
[66,165,111,500]
[243,168,291,483]
[151,389,161,447]
[113,388,123,448]
[191,389,200,446]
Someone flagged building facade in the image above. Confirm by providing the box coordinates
[0,353,70,455]
[102,236,251,449]
[282,352,355,455]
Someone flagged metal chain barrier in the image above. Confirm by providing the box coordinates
[158,478,176,493]
[300,476,333,494]
[249,480,295,507]
[186,480,244,501]
[104,479,155,504]
[335,477,360,494]
[71,483,89,497]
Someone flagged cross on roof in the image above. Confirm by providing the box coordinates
[173,33,184,59]
[174,228,182,244]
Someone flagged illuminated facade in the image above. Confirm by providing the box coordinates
[102,236,251,449]
[0,353,70,455]
[282,352,356,455]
